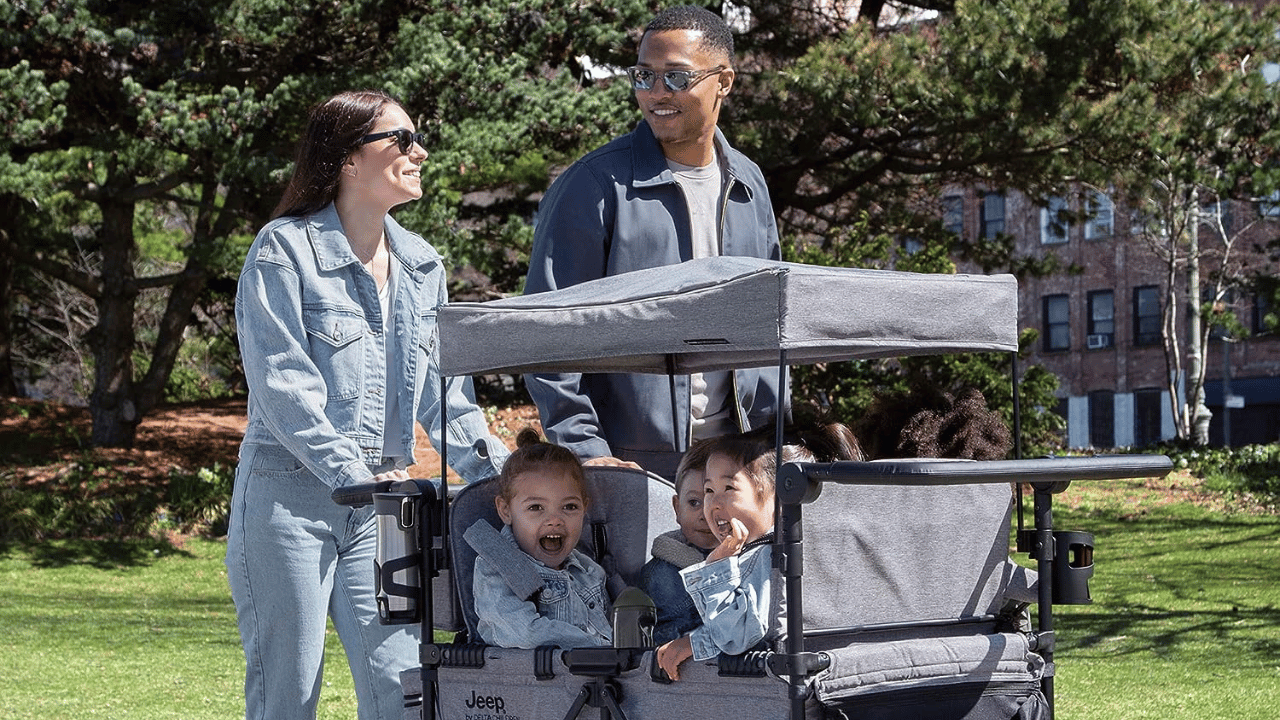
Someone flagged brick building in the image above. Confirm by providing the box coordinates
[942,187,1280,449]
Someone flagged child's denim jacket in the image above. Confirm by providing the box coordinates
[680,533,782,661]
[471,524,612,649]
[640,530,711,644]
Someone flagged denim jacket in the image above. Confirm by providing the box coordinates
[680,535,783,661]
[472,525,612,649]
[640,530,711,645]
[235,203,507,488]
[523,120,784,480]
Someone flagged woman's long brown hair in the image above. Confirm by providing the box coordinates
[271,89,401,219]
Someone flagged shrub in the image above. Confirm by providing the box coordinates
[164,463,234,537]
[0,459,159,541]
[1157,442,1280,498]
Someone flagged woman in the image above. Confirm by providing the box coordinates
[227,90,509,720]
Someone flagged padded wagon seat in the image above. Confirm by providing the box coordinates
[802,477,1037,643]
[798,473,1046,719]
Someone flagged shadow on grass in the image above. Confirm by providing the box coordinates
[1061,604,1280,658]
[1049,504,1280,666]
[0,537,194,569]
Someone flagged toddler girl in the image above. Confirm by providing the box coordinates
[467,429,612,648]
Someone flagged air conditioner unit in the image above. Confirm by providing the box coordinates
[1087,333,1112,349]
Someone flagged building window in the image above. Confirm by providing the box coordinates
[1255,292,1276,335]
[1040,196,1069,245]
[942,195,963,237]
[980,193,1005,239]
[1134,388,1164,448]
[1087,290,1115,349]
[1133,285,1162,346]
[1085,191,1113,240]
[1089,390,1115,448]
[1043,294,1070,351]
[1129,207,1163,236]
[1258,189,1280,217]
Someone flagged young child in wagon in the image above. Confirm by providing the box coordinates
[641,438,720,645]
[655,416,861,680]
[466,429,612,649]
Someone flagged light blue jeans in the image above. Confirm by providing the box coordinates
[225,444,417,720]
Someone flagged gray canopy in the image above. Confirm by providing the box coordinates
[436,256,1019,377]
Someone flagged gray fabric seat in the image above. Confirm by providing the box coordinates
[795,473,1046,719]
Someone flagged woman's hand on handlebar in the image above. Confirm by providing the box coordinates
[371,468,411,483]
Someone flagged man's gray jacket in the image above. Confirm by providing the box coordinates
[523,120,784,480]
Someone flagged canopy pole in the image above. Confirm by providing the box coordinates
[773,350,810,719]
[1011,351,1024,460]
[1012,351,1026,543]
[666,354,681,453]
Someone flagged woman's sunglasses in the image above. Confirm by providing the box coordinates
[626,66,725,93]
[360,128,427,155]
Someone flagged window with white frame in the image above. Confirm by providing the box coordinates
[1129,207,1150,235]
[1040,196,1069,245]
[1255,291,1276,335]
[1258,189,1280,217]
[1200,198,1233,234]
[1085,191,1113,240]
[942,195,963,237]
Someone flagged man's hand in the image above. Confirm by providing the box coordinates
[583,456,643,470]
[656,635,694,681]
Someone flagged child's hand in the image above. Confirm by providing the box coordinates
[707,517,749,563]
[656,635,694,681]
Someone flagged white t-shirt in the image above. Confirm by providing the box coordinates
[669,148,735,440]
[379,266,404,460]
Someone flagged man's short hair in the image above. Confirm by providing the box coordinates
[644,5,734,63]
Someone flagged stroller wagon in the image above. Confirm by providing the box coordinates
[333,257,1172,720]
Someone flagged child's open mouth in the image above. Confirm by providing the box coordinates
[539,534,565,553]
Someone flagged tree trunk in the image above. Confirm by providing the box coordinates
[88,192,141,447]
[1186,203,1212,445]
[0,195,18,396]
[1160,195,1186,440]
[134,180,241,413]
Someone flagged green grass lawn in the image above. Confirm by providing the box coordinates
[0,538,356,720]
[1047,478,1280,719]
[0,478,1275,719]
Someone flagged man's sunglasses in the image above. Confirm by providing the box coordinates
[626,66,726,93]
[360,128,426,155]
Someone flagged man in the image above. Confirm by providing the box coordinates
[523,5,784,480]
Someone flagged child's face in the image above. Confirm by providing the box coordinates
[673,469,718,550]
[703,452,774,544]
[495,470,586,569]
